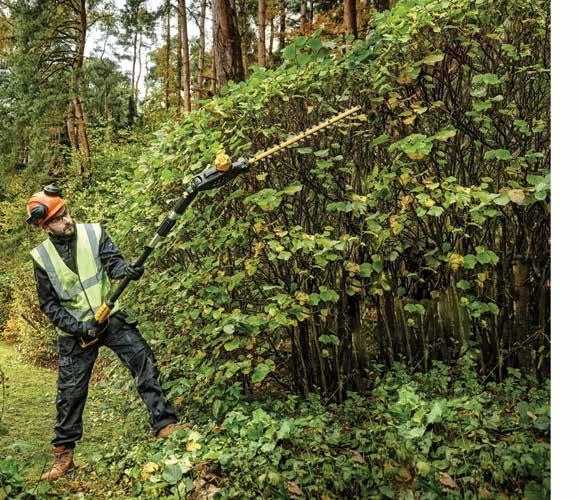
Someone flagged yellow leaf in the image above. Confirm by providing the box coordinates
[403,114,416,125]
[140,461,159,481]
[346,262,360,274]
[508,189,525,204]
[407,151,425,160]
[351,451,365,464]
[448,253,464,271]
[295,291,309,304]
[399,173,411,185]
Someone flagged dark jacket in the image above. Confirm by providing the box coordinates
[33,223,129,337]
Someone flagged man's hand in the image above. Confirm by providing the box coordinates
[79,318,109,347]
[124,262,144,281]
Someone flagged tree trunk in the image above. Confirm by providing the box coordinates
[211,45,216,94]
[165,0,171,109]
[176,7,183,108]
[344,0,357,38]
[258,0,267,67]
[300,0,307,34]
[279,0,286,50]
[69,0,90,170]
[178,0,191,112]
[268,6,274,61]
[66,101,78,151]
[196,0,207,101]
[136,31,143,98]
[131,31,138,108]
[212,0,244,87]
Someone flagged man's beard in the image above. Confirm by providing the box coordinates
[51,223,75,237]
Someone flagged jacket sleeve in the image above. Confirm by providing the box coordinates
[99,227,128,280]
[33,261,84,336]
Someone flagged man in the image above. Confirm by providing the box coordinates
[27,185,189,481]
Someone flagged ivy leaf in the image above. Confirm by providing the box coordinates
[427,400,445,424]
[162,463,183,484]
[252,363,273,383]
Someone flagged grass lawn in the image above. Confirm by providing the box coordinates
[0,341,153,496]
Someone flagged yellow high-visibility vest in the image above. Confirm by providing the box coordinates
[30,223,119,325]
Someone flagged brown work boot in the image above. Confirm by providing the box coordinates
[41,445,74,481]
[156,422,192,439]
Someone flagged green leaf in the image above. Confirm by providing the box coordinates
[319,334,340,346]
[426,400,445,424]
[308,293,320,306]
[277,421,292,440]
[371,133,390,147]
[427,206,444,217]
[224,338,240,351]
[456,280,471,290]
[476,250,499,265]
[252,363,273,383]
[223,324,235,334]
[283,182,303,195]
[406,426,426,439]
[420,53,445,66]
[360,263,373,278]
[319,287,339,302]
[162,464,183,484]
[434,127,457,141]
[296,147,313,154]
[484,149,512,161]
[493,192,511,206]
[472,73,501,85]
[463,255,477,269]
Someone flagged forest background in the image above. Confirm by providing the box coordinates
[0,0,553,498]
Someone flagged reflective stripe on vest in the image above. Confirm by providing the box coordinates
[30,223,119,322]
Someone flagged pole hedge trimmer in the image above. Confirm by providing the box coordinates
[91,105,362,340]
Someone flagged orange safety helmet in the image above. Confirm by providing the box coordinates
[26,185,66,226]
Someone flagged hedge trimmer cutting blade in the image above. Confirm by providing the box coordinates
[89,105,362,335]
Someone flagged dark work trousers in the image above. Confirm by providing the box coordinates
[53,313,177,448]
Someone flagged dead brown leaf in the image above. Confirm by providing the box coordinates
[287,480,304,496]
[439,472,458,489]
[351,451,366,464]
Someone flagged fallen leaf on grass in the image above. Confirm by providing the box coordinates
[287,480,304,496]
[350,451,366,464]
[439,472,458,489]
